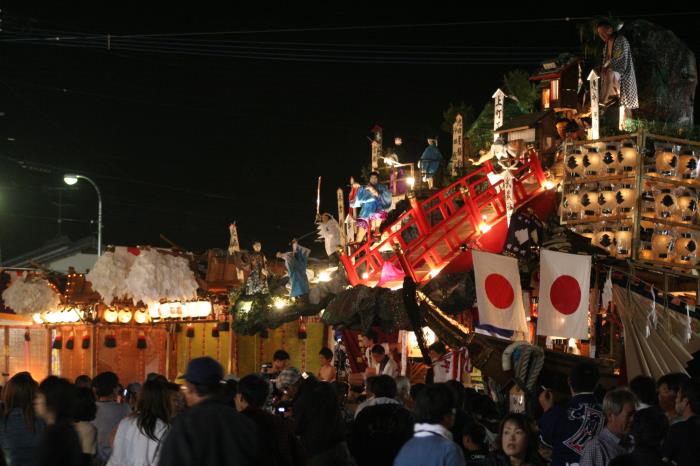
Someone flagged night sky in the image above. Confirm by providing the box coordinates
[1,6,698,261]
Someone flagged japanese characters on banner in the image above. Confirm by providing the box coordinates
[537,250,591,340]
[473,250,529,333]
[432,347,470,383]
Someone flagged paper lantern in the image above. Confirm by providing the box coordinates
[597,187,617,216]
[677,190,698,223]
[675,232,697,263]
[580,190,598,218]
[614,226,633,258]
[103,308,118,323]
[583,149,602,176]
[638,243,654,261]
[655,146,678,177]
[601,144,620,174]
[677,149,698,180]
[615,184,637,213]
[652,229,674,261]
[32,313,43,325]
[655,189,677,218]
[134,309,149,324]
[118,309,132,324]
[565,150,585,177]
[593,226,615,253]
[618,142,638,172]
[563,192,582,220]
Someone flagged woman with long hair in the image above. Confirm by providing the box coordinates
[0,372,45,466]
[34,376,83,466]
[492,413,544,466]
[107,379,172,466]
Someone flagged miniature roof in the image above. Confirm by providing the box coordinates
[494,110,553,133]
[530,54,582,81]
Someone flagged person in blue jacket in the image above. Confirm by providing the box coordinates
[419,138,443,189]
[351,172,392,243]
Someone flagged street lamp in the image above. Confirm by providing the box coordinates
[64,174,102,256]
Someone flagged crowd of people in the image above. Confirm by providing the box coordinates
[0,349,697,466]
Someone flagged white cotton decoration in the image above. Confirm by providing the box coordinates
[124,249,198,305]
[2,277,61,315]
[86,247,137,304]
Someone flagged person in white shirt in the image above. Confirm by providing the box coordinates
[368,344,399,378]
[361,330,390,371]
[108,379,171,466]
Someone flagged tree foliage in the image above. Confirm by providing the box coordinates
[441,102,475,134]
[503,70,539,114]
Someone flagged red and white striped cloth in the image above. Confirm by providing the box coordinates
[432,347,470,383]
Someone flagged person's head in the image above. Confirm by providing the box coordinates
[370,344,386,365]
[35,376,76,424]
[369,375,397,399]
[136,379,173,441]
[658,373,690,414]
[631,406,668,449]
[461,416,487,452]
[183,356,224,406]
[497,413,539,462]
[275,367,302,398]
[369,172,379,185]
[125,383,142,409]
[410,383,426,403]
[319,347,333,366]
[395,376,411,403]
[92,371,120,399]
[235,374,269,412]
[321,213,332,223]
[272,350,290,372]
[73,386,97,422]
[252,241,262,253]
[675,378,700,419]
[3,372,38,429]
[74,375,92,389]
[445,380,465,411]
[361,329,378,348]
[602,388,637,437]
[414,383,456,428]
[596,19,615,42]
[629,375,656,408]
[428,342,447,362]
[568,362,600,394]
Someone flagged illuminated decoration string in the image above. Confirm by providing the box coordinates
[300,317,307,372]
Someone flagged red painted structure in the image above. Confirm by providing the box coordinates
[342,151,548,286]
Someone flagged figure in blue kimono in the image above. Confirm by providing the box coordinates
[418,138,443,189]
[597,20,638,125]
[244,241,269,295]
[351,171,392,243]
[276,239,310,303]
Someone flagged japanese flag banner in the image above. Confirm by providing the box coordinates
[537,250,591,339]
[473,250,529,333]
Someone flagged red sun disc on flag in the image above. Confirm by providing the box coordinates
[485,273,514,309]
[550,275,581,315]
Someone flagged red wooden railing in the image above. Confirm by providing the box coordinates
[342,151,547,286]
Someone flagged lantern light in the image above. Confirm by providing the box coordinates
[614,226,633,258]
[406,177,415,189]
[33,313,44,325]
[655,146,678,177]
[118,309,133,324]
[361,272,369,280]
[601,144,620,174]
[479,222,491,233]
[597,186,616,216]
[615,183,637,213]
[582,148,602,176]
[103,308,118,323]
[652,229,674,261]
[677,190,698,223]
[273,297,288,310]
[655,189,677,219]
[678,149,698,180]
[618,142,638,172]
[544,180,555,190]
[675,231,697,264]
[134,309,149,324]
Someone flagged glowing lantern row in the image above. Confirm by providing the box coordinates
[587,223,633,259]
[653,145,698,180]
[643,187,698,224]
[153,301,213,320]
[566,142,639,177]
[33,309,82,324]
[563,184,638,220]
[639,227,698,264]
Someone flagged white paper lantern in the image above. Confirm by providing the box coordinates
[615,183,637,213]
[565,149,585,177]
[614,226,633,258]
[655,189,677,219]
[618,142,638,172]
[593,226,615,253]
[583,149,602,176]
[655,146,678,177]
[678,149,698,180]
[601,144,620,174]
[563,192,582,220]
[675,231,697,264]
[580,190,598,218]
[597,187,617,216]
[652,229,674,261]
[677,190,698,223]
